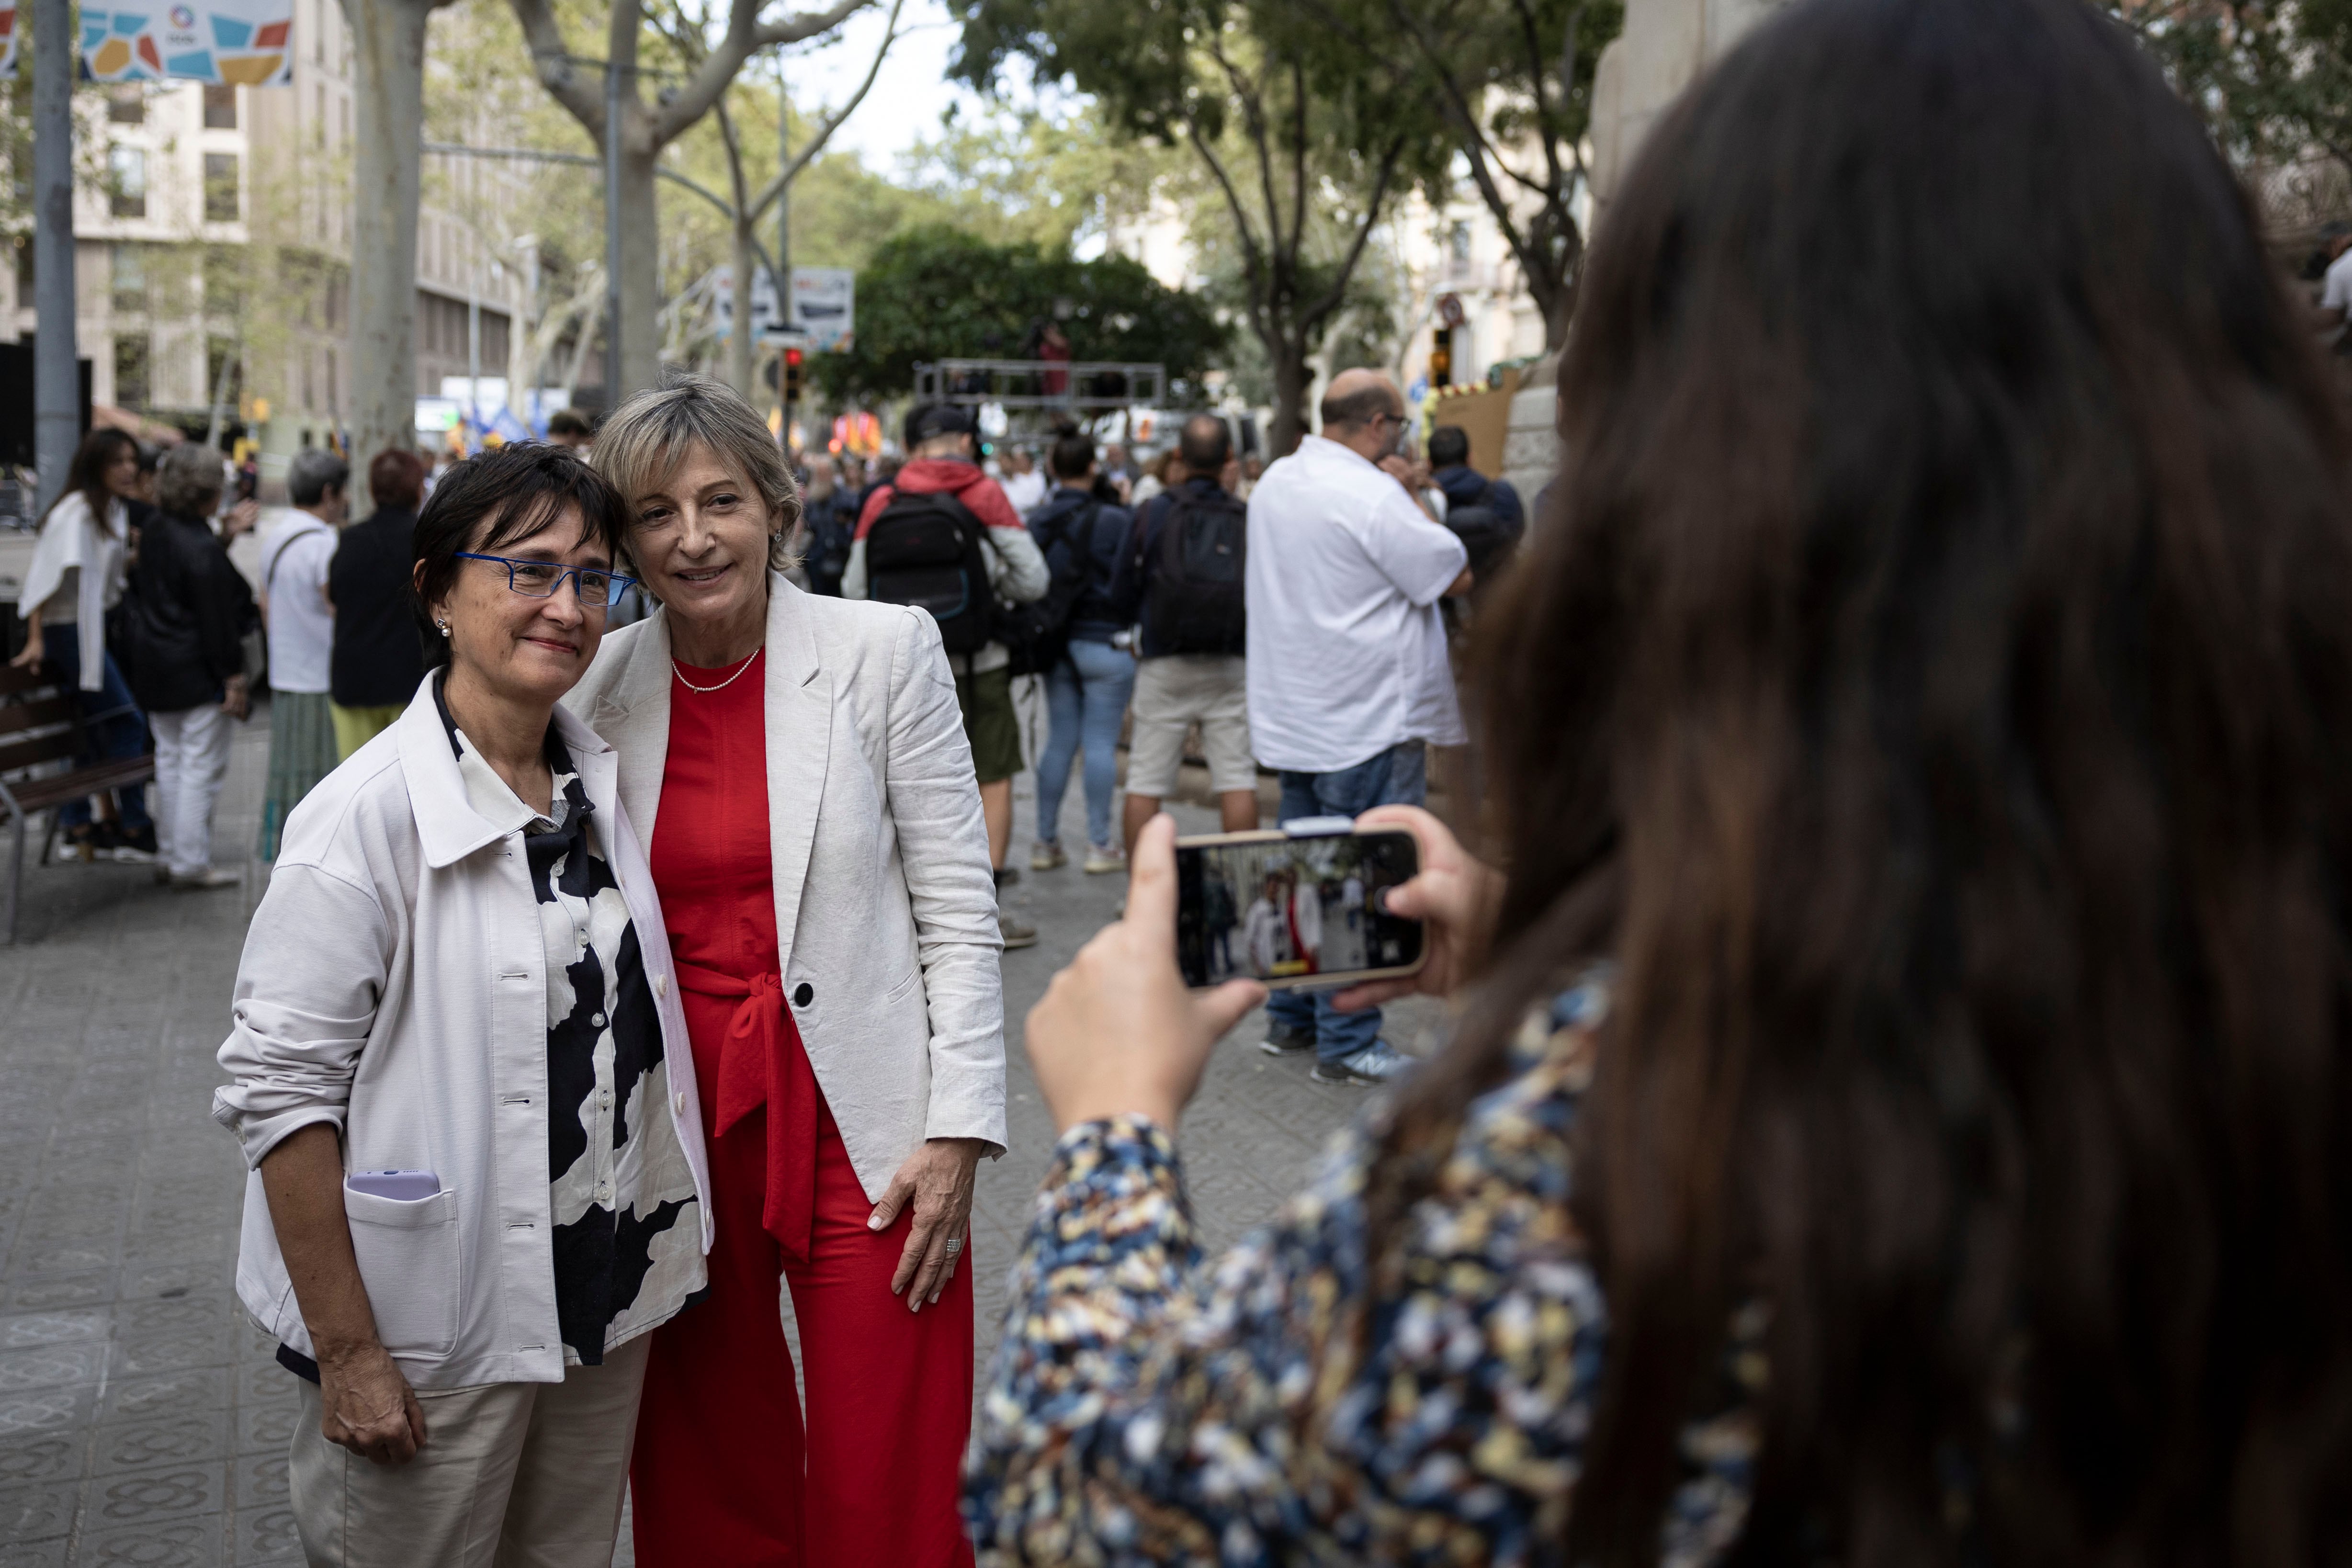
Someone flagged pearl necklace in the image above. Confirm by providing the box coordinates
[671,650,760,694]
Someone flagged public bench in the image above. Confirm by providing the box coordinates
[0,660,156,944]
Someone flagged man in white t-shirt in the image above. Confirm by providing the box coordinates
[257,447,346,860]
[2318,224,2352,341]
[1244,367,1471,1084]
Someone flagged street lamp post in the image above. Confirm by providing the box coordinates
[33,0,78,512]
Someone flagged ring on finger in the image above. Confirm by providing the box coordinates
[944,1235,964,1256]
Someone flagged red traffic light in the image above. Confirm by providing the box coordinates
[785,348,804,366]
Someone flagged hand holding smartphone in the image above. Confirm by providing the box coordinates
[1174,820,1427,991]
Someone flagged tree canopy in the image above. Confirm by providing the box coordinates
[814,225,1227,403]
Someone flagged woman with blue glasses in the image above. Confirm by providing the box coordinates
[214,443,713,1567]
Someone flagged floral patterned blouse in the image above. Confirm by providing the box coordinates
[964,978,1762,1566]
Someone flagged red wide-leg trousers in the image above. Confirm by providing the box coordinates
[629,1052,975,1565]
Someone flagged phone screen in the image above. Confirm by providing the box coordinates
[1175,829,1424,989]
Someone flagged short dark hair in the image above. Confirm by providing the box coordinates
[369,448,427,512]
[1426,425,1471,468]
[546,409,592,439]
[1319,379,1399,430]
[1178,414,1231,473]
[410,444,632,668]
[1049,430,1096,480]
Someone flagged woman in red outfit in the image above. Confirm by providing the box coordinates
[565,376,1006,1566]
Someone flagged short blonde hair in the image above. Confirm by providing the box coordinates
[591,372,803,575]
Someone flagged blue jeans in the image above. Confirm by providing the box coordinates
[1035,638,1136,851]
[1265,741,1428,1063]
[45,632,152,834]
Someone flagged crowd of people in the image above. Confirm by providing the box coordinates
[15,0,2352,1560]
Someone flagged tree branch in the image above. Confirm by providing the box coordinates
[650,0,870,148]
[744,0,903,222]
[509,0,606,133]
[1296,133,1406,334]
[1187,119,1274,350]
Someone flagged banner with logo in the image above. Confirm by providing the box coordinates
[76,0,293,85]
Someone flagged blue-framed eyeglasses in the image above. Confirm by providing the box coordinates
[454,552,636,609]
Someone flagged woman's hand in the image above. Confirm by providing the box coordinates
[871,1136,986,1312]
[1329,805,1503,1014]
[315,1340,427,1466]
[1024,814,1266,1135]
[9,609,42,670]
[220,674,250,721]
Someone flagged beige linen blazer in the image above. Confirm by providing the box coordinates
[563,575,1007,1201]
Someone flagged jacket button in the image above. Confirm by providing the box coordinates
[792,981,814,1008]
[673,1091,686,1116]
[654,974,667,999]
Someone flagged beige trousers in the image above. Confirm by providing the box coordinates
[288,1333,651,1568]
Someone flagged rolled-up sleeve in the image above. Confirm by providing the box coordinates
[1361,485,1470,607]
[883,607,1008,1154]
[212,863,393,1167]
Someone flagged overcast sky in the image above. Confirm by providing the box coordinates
[784,0,1004,172]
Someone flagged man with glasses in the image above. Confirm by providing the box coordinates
[1242,367,1473,1085]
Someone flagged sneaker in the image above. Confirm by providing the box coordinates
[170,868,241,891]
[1029,841,1068,872]
[110,825,158,864]
[1310,1040,1416,1085]
[63,823,105,863]
[999,911,1038,950]
[1083,844,1126,875]
[1258,1024,1316,1057]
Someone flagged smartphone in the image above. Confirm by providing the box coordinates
[1175,822,1426,991]
[346,1170,441,1202]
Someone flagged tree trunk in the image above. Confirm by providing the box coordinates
[617,142,664,397]
[728,217,757,398]
[342,0,441,510]
[1268,331,1314,458]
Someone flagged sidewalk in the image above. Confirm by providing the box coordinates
[0,699,1440,1566]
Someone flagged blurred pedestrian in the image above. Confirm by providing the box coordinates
[256,448,347,860]
[849,403,1050,948]
[546,408,594,450]
[8,428,157,861]
[1127,447,1177,509]
[999,445,1048,516]
[328,450,429,759]
[216,445,705,1565]
[1121,413,1257,854]
[969,0,2352,1559]
[1026,430,1137,875]
[120,444,254,889]
[1244,367,1470,1084]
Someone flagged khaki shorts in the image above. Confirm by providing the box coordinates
[1127,654,1255,798]
[955,662,1024,785]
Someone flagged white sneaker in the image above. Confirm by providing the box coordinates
[1030,841,1068,872]
[1310,1040,1416,1085]
[1083,844,1126,875]
[170,867,241,891]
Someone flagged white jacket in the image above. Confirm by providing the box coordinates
[15,491,129,690]
[563,576,1007,1201]
[213,680,714,1389]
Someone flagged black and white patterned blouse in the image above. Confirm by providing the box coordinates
[439,677,705,1365]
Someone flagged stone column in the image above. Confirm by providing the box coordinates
[1503,0,1792,506]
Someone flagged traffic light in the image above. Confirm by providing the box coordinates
[1429,327,1453,388]
[783,346,804,405]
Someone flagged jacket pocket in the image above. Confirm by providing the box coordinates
[343,1185,459,1358]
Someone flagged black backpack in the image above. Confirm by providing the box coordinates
[1443,503,1520,585]
[1142,487,1247,656]
[864,489,994,655]
[998,499,1101,678]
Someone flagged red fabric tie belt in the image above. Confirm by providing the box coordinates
[669,959,817,1266]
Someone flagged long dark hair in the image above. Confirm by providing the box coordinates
[42,428,138,536]
[1372,0,2352,1563]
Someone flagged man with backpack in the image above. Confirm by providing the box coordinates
[1120,414,1259,857]
[846,404,1050,948]
[1426,424,1526,585]
[1023,432,1138,875]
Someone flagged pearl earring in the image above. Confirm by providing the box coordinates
[437,621,450,637]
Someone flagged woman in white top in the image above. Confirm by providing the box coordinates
[8,428,157,860]
[214,444,711,1567]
